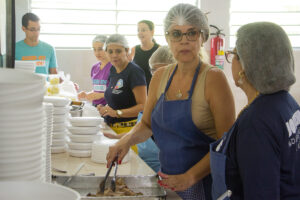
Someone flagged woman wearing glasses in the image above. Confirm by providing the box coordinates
[210,22,300,200]
[106,4,235,199]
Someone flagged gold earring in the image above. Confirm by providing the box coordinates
[238,71,244,85]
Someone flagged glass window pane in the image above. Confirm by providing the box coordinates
[40,34,95,48]
[117,0,196,11]
[32,0,116,10]
[42,24,116,35]
[231,13,300,26]
[32,9,116,24]
[117,11,167,25]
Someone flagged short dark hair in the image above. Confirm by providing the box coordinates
[138,20,154,31]
[22,13,40,27]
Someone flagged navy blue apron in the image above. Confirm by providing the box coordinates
[210,120,238,200]
[151,63,215,200]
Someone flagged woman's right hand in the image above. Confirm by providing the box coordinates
[77,91,87,99]
[106,136,131,166]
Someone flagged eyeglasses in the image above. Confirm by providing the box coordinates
[107,48,123,55]
[165,29,202,42]
[225,50,239,63]
[26,27,40,32]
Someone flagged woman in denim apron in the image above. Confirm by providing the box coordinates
[210,22,300,200]
[106,4,235,200]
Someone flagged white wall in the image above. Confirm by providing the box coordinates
[15,0,300,114]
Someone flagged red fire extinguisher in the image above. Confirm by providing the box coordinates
[210,25,225,69]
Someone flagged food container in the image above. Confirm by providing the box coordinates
[70,101,84,117]
[52,175,166,200]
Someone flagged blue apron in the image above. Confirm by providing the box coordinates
[210,120,238,200]
[151,63,215,200]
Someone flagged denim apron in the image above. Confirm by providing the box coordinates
[151,63,215,200]
[210,120,239,200]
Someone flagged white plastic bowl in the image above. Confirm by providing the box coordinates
[53,106,69,115]
[53,122,67,132]
[44,96,71,107]
[69,134,95,143]
[51,138,66,146]
[53,114,67,123]
[67,126,100,135]
[69,116,102,127]
[68,141,92,150]
[0,181,80,200]
[52,131,67,139]
[68,149,91,158]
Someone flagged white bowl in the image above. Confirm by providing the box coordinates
[69,116,102,127]
[52,131,67,139]
[68,149,91,158]
[53,106,69,115]
[69,134,95,143]
[0,86,46,107]
[53,122,67,132]
[0,68,45,84]
[44,96,71,107]
[53,114,67,123]
[0,105,43,120]
[51,145,66,154]
[0,164,42,178]
[68,142,92,150]
[51,138,66,146]
[0,181,80,200]
[67,126,100,135]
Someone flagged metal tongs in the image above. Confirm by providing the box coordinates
[99,156,118,193]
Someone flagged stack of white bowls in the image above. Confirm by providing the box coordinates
[44,96,70,154]
[43,102,54,183]
[14,60,36,73]
[67,117,102,157]
[0,68,46,181]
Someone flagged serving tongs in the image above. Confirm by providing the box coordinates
[99,156,118,193]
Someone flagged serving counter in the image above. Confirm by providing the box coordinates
[52,148,181,199]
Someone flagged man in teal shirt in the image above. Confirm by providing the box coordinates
[15,13,58,75]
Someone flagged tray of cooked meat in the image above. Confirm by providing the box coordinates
[52,175,167,200]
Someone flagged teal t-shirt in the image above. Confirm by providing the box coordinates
[15,40,57,74]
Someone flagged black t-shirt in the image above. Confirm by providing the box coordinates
[104,62,146,124]
[225,91,300,199]
[133,43,159,89]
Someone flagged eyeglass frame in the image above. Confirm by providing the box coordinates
[225,50,240,63]
[165,29,203,42]
[25,27,41,32]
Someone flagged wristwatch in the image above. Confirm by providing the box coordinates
[116,110,123,118]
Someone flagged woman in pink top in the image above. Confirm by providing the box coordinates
[78,35,112,106]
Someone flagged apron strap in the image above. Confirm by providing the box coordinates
[164,61,202,99]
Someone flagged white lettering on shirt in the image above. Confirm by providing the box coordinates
[286,110,300,137]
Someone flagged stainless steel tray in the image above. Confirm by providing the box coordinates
[53,175,167,200]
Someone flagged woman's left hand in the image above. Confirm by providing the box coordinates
[157,171,193,192]
[97,105,117,117]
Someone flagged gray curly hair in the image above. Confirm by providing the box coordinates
[236,22,295,94]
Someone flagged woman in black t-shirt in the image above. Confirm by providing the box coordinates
[129,20,159,89]
[97,34,147,153]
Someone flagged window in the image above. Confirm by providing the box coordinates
[230,0,300,48]
[31,0,199,48]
